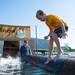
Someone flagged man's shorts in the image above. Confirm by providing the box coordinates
[54,27,62,38]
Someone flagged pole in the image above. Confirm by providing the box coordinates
[35,25,38,54]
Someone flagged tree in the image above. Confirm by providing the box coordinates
[61,43,71,52]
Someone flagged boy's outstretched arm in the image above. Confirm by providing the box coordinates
[44,31,50,39]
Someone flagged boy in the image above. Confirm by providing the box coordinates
[36,10,68,64]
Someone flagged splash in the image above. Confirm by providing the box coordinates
[0,56,21,75]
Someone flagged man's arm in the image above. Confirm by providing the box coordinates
[48,31,51,36]
[58,21,65,33]
[44,31,50,39]
[58,21,67,38]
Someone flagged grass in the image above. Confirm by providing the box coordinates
[35,50,75,57]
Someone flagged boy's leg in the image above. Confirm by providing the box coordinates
[45,37,54,64]
[53,33,63,57]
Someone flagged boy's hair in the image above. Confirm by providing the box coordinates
[24,40,27,43]
[36,10,44,18]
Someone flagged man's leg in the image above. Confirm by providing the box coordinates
[45,37,54,64]
[53,33,63,57]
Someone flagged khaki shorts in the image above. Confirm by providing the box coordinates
[50,30,55,37]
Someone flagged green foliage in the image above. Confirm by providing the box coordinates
[61,46,71,52]
[62,44,72,52]
[53,44,72,52]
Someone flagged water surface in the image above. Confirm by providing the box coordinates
[0,56,57,75]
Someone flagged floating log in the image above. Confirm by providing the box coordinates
[21,55,75,75]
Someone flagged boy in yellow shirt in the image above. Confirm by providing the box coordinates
[36,10,68,64]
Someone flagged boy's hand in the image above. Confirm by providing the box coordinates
[62,32,67,39]
[44,36,49,39]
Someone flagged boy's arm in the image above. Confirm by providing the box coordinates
[54,16,65,33]
[58,21,67,38]
[58,21,65,33]
[54,16,67,38]
[44,31,50,39]
[48,31,51,36]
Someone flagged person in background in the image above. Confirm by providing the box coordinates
[36,10,68,64]
[20,40,32,57]
[16,26,26,39]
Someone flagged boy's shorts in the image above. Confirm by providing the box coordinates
[54,27,62,38]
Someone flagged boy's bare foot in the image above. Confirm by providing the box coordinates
[54,51,64,60]
[57,50,64,57]
[44,57,52,64]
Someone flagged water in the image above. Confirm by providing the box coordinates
[0,56,21,75]
[0,56,56,75]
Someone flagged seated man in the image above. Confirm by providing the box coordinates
[20,40,32,57]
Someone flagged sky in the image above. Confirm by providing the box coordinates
[0,0,75,48]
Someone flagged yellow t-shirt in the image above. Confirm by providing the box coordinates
[45,15,67,31]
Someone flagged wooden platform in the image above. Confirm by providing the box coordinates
[21,55,75,75]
